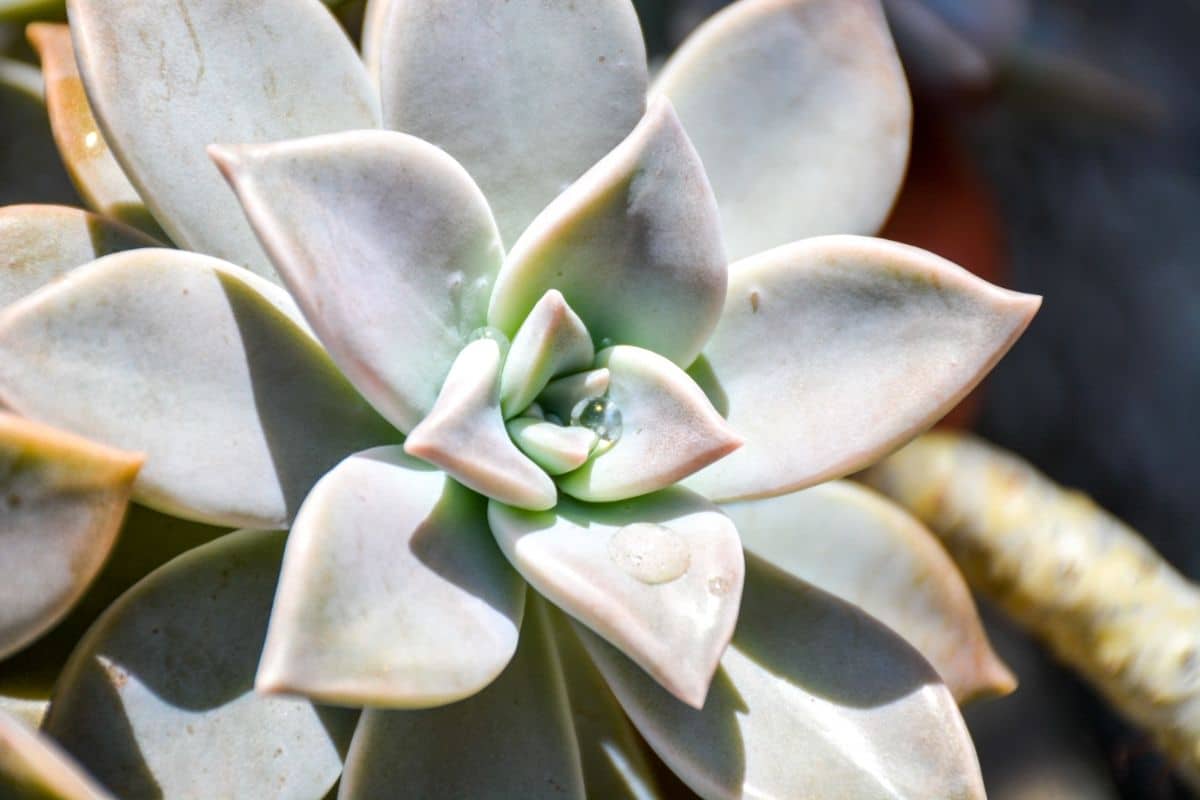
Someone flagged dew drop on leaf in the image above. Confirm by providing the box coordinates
[571,395,622,445]
[608,522,691,584]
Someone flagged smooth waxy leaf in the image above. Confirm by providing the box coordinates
[490,98,726,367]
[723,481,1016,703]
[371,0,647,246]
[489,488,743,709]
[686,236,1041,502]
[26,25,160,236]
[0,248,396,528]
[0,505,228,731]
[507,418,597,477]
[0,711,114,800]
[258,446,525,708]
[559,346,741,504]
[211,130,503,433]
[0,60,76,207]
[656,0,912,259]
[0,205,154,309]
[0,414,141,660]
[538,369,611,423]
[547,610,662,800]
[67,0,380,279]
[499,290,594,419]
[581,555,987,800]
[339,598,584,799]
[42,530,358,800]
[4,0,349,22]
[405,339,557,511]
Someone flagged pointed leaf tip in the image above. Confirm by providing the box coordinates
[558,346,742,504]
[499,289,594,419]
[580,555,986,800]
[405,338,557,511]
[212,129,504,434]
[723,481,1016,703]
[488,96,727,367]
[257,446,525,708]
[686,235,1040,502]
[0,413,141,660]
[489,489,744,709]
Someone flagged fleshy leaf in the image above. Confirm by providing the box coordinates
[0,711,114,800]
[579,555,987,800]
[26,25,161,236]
[546,609,662,800]
[489,98,726,367]
[655,0,912,259]
[371,0,647,246]
[685,236,1040,502]
[0,204,155,309]
[257,446,525,708]
[67,0,380,279]
[507,418,597,477]
[558,346,741,504]
[499,290,594,419]
[339,597,584,799]
[2,0,350,23]
[405,339,556,511]
[0,414,141,660]
[210,130,503,433]
[488,488,743,709]
[41,530,358,800]
[538,369,611,423]
[0,505,228,732]
[0,248,396,528]
[722,481,1016,703]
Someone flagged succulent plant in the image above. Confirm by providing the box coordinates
[1,0,1042,797]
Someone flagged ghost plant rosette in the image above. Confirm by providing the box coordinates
[0,0,1039,797]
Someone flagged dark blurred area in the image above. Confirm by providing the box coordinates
[962,4,1200,795]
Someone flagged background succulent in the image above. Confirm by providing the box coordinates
[1,0,1042,797]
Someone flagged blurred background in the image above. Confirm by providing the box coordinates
[3,0,1198,797]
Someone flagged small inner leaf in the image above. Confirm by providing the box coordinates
[404,338,556,511]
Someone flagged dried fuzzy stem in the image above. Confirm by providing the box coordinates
[861,432,1200,788]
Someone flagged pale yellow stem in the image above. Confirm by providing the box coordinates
[861,431,1200,788]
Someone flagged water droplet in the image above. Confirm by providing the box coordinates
[707,576,731,596]
[84,131,100,151]
[571,395,622,444]
[467,326,509,356]
[608,523,690,584]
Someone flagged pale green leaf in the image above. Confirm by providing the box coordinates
[67,0,380,279]
[685,236,1040,502]
[258,446,525,709]
[656,0,912,259]
[489,488,743,709]
[42,530,358,800]
[0,248,396,528]
[580,555,986,800]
